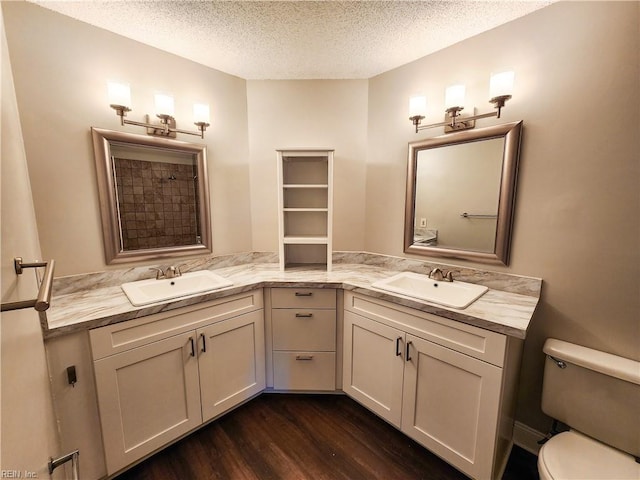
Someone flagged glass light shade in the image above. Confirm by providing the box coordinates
[490,71,515,98]
[409,96,427,117]
[154,94,175,116]
[193,103,210,123]
[107,82,131,107]
[445,84,465,108]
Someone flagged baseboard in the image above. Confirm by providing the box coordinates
[513,421,545,456]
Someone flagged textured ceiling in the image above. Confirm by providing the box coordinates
[31,1,553,80]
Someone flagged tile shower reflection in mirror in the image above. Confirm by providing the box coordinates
[110,143,201,251]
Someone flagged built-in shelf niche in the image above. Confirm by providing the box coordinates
[277,149,334,271]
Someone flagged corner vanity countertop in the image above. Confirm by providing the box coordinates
[42,262,540,340]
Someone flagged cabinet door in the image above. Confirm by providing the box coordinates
[342,311,405,427]
[198,309,266,422]
[93,331,202,475]
[401,334,502,480]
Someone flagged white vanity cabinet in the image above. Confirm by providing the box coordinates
[197,309,265,421]
[269,287,337,391]
[89,290,265,475]
[91,330,202,474]
[343,291,522,480]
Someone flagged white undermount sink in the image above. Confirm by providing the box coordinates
[121,270,233,306]
[371,271,488,309]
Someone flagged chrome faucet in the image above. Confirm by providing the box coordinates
[149,265,183,280]
[149,267,165,280]
[164,265,182,279]
[429,268,454,282]
[429,268,444,281]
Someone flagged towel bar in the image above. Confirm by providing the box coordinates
[460,212,498,219]
[1,257,55,312]
[49,449,79,479]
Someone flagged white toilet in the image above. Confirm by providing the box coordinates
[538,338,640,480]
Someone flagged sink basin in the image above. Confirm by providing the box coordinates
[122,270,233,306]
[371,271,488,309]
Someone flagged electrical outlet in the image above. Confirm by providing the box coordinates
[419,218,427,227]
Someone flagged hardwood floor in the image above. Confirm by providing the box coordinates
[115,393,539,480]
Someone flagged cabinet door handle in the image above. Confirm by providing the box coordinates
[295,313,313,318]
[294,292,313,297]
[189,337,196,357]
[295,355,314,361]
[406,341,413,362]
[396,337,402,356]
[200,333,207,353]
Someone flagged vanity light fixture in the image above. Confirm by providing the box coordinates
[409,71,514,134]
[107,82,210,139]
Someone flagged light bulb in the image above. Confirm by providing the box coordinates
[154,94,175,116]
[490,71,515,99]
[193,103,210,124]
[409,96,427,118]
[445,85,465,109]
[107,82,131,108]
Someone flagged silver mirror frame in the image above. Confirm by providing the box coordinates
[404,121,523,265]
[91,127,212,264]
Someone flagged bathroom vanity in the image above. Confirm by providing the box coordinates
[41,255,540,480]
[343,291,521,480]
[89,290,264,474]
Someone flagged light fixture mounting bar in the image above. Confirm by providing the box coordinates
[410,97,510,134]
[110,104,208,139]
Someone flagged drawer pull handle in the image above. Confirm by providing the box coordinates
[406,341,413,362]
[200,333,207,353]
[294,292,313,297]
[295,355,314,361]
[295,313,313,318]
[396,337,402,356]
[189,337,196,357]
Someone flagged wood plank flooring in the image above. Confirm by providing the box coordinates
[115,393,539,480]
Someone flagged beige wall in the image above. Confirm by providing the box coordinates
[3,2,252,276]
[1,9,62,476]
[247,80,368,252]
[366,1,639,432]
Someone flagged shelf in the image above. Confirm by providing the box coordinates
[283,244,328,268]
[278,149,333,272]
[277,148,334,157]
[283,184,329,189]
[283,235,329,245]
[283,187,328,209]
[283,208,328,212]
[282,159,329,185]
[283,210,327,238]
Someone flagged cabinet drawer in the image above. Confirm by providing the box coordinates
[272,309,336,351]
[271,288,336,309]
[273,352,336,391]
[90,290,263,360]
[344,292,506,367]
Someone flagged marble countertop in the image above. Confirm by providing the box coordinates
[42,262,540,339]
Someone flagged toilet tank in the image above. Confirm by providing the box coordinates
[541,338,640,458]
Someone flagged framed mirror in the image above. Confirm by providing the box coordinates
[92,127,212,264]
[404,121,522,265]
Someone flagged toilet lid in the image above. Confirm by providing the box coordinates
[538,431,640,480]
